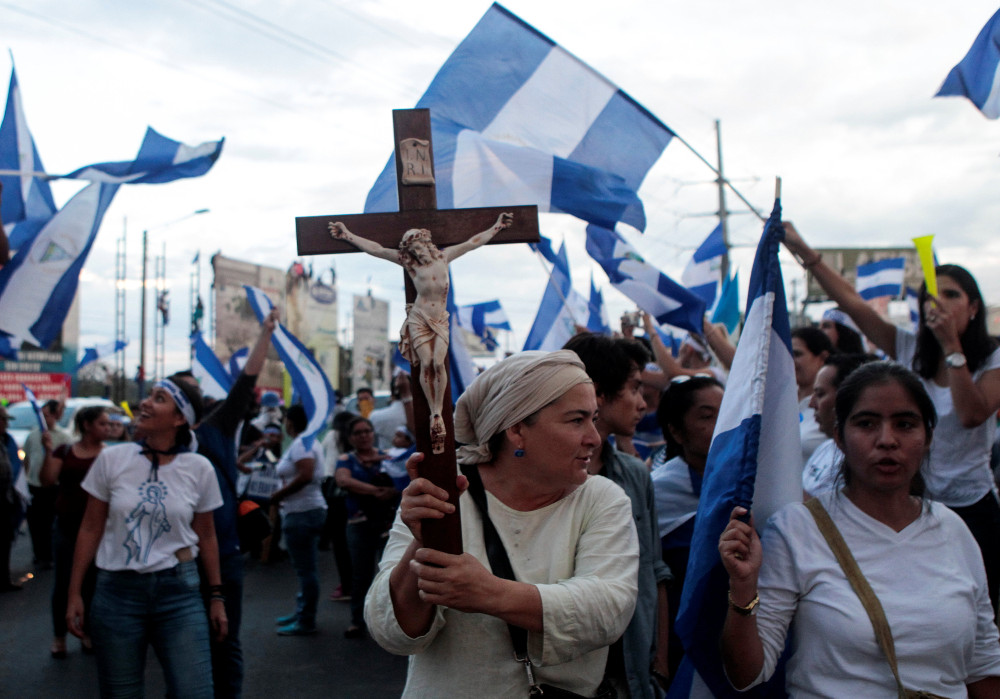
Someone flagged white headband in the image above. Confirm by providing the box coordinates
[821,308,860,334]
[157,379,196,426]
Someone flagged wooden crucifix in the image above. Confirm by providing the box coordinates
[296,108,539,554]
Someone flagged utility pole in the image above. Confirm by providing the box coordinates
[715,119,731,280]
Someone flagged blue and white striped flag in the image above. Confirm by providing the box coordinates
[936,8,1000,118]
[77,339,127,370]
[446,272,479,402]
[365,3,674,232]
[0,182,118,356]
[227,346,249,381]
[0,65,57,251]
[523,241,590,351]
[586,224,706,335]
[855,256,905,300]
[244,286,335,448]
[190,332,233,401]
[21,384,46,432]
[682,224,725,307]
[457,300,511,336]
[64,127,224,185]
[906,286,921,332]
[586,274,612,335]
[668,200,799,699]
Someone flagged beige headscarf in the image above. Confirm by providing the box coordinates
[454,350,592,465]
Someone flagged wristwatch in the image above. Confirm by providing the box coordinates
[945,352,967,369]
[728,590,759,616]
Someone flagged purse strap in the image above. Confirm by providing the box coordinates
[460,464,543,695]
[804,498,910,699]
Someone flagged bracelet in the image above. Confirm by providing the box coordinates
[728,589,759,616]
[401,396,413,403]
[210,595,226,603]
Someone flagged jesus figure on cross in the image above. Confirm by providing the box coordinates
[329,211,513,453]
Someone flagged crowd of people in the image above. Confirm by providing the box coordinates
[3,223,1000,697]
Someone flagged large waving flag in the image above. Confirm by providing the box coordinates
[190,332,233,401]
[855,256,905,300]
[936,8,1000,118]
[668,200,799,699]
[77,339,128,370]
[586,224,705,335]
[0,66,57,251]
[586,274,612,335]
[682,224,725,307]
[64,127,224,185]
[523,241,590,351]
[365,3,674,232]
[0,182,119,356]
[244,286,335,448]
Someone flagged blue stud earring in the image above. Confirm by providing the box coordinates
[514,448,525,458]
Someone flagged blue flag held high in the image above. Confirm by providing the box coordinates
[78,339,128,370]
[227,346,249,381]
[0,65,57,252]
[855,256,905,300]
[668,200,799,698]
[711,270,740,334]
[190,332,233,401]
[523,241,590,351]
[587,274,612,335]
[682,224,726,307]
[244,286,336,448]
[586,224,706,335]
[936,8,1000,118]
[22,384,46,432]
[365,3,674,233]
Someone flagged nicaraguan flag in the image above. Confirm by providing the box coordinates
[191,332,233,401]
[64,127,224,184]
[523,241,590,351]
[227,346,249,381]
[668,200,799,699]
[446,271,478,402]
[586,274,612,335]
[244,286,336,448]
[457,300,511,336]
[682,224,725,307]
[0,65,57,251]
[77,339,127,370]
[711,270,740,334]
[936,8,1000,118]
[855,257,905,300]
[22,384,46,432]
[365,3,674,232]
[906,286,921,332]
[586,224,705,335]
[0,182,119,355]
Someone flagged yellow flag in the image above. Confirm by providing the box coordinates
[912,235,937,297]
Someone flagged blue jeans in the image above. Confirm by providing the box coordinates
[91,560,213,699]
[282,508,325,629]
[346,518,384,628]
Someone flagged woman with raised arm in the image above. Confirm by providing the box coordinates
[366,350,639,698]
[66,378,225,698]
[783,223,1000,611]
[720,362,1000,697]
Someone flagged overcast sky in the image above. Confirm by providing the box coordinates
[4,0,1000,373]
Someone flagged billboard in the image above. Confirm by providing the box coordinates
[805,248,924,304]
[285,262,339,394]
[352,294,390,392]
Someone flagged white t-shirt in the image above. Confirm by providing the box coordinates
[366,476,639,698]
[798,398,825,467]
[748,490,1000,698]
[895,328,1000,506]
[370,400,407,450]
[650,455,699,539]
[320,430,340,478]
[81,443,223,573]
[801,438,843,499]
[275,435,327,514]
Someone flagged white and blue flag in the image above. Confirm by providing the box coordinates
[227,346,249,381]
[22,384,46,432]
[906,286,921,332]
[0,182,119,356]
[446,272,479,402]
[586,274,612,335]
[457,299,511,351]
[855,256,905,300]
[77,339,127,370]
[365,3,674,232]
[668,200,799,699]
[523,241,590,351]
[936,8,1000,118]
[711,271,740,334]
[64,127,224,185]
[682,224,725,307]
[244,286,335,448]
[0,65,57,251]
[586,224,706,335]
[191,332,233,401]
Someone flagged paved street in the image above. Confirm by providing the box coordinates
[0,530,408,697]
